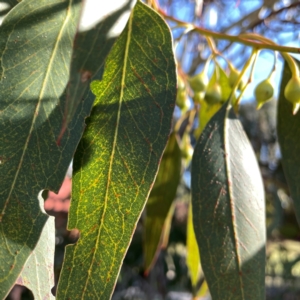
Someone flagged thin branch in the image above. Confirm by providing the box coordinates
[158,8,300,54]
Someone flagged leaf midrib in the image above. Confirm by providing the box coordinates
[80,5,135,299]
[224,104,245,299]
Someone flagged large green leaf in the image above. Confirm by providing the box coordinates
[277,59,300,225]
[58,0,136,141]
[191,101,266,299]
[57,1,176,299]
[0,0,93,297]
[144,132,181,273]
[189,72,227,289]
[16,196,55,300]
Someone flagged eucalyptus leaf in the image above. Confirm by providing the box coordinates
[0,0,91,297]
[57,1,176,298]
[192,101,266,299]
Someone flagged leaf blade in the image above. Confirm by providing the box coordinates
[189,69,226,288]
[186,201,201,289]
[0,0,91,297]
[191,102,266,299]
[57,1,177,299]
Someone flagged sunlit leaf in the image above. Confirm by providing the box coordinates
[144,132,181,274]
[191,101,266,299]
[197,279,208,298]
[0,0,90,297]
[277,58,300,226]
[194,100,221,139]
[186,201,201,289]
[56,1,176,298]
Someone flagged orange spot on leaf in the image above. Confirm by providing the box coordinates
[80,70,92,83]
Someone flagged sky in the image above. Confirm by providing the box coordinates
[168,0,300,102]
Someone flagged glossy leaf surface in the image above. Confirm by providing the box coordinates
[191,102,266,299]
[0,0,91,297]
[57,1,176,298]
[277,59,300,225]
[144,132,181,273]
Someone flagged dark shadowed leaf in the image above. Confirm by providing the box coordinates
[56,1,176,299]
[277,58,300,226]
[58,0,136,141]
[189,79,225,290]
[144,132,181,273]
[0,0,93,297]
[191,101,266,299]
